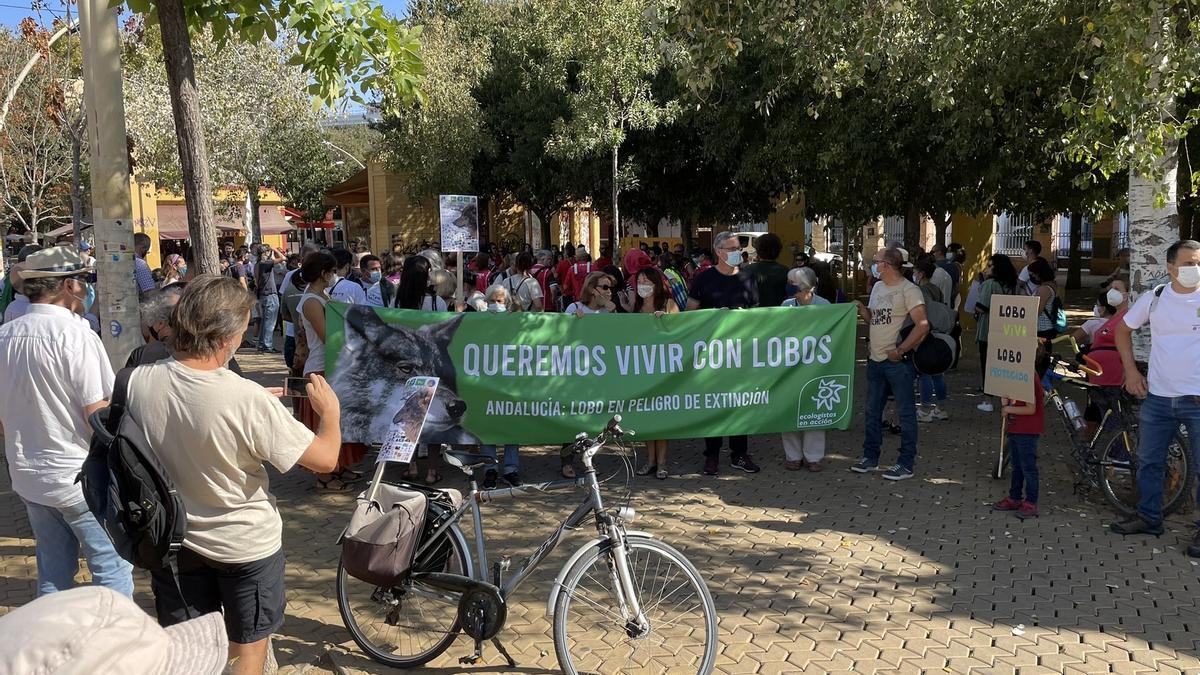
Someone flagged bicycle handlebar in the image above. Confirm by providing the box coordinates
[1046,334,1104,378]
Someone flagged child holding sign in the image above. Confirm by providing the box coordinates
[993,351,1049,519]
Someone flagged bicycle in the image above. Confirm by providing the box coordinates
[335,416,719,674]
[1023,336,1193,516]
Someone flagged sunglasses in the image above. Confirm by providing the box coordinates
[597,284,614,291]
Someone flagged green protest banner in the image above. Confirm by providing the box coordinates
[324,302,857,445]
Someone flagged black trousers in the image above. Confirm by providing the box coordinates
[704,435,748,460]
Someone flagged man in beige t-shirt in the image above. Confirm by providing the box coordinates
[850,247,930,480]
[126,275,343,675]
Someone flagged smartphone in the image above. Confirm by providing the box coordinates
[283,376,309,398]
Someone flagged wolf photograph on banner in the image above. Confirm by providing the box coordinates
[325,302,858,446]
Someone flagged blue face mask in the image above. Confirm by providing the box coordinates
[870,263,879,278]
[71,280,95,314]
[369,270,382,283]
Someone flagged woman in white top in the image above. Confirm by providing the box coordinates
[564,271,617,317]
[297,251,367,490]
[159,253,187,287]
[780,267,830,472]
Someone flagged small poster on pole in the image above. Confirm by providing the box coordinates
[984,294,1040,403]
[439,195,479,253]
[377,377,441,464]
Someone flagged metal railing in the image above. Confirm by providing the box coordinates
[1053,214,1093,260]
[994,213,1033,256]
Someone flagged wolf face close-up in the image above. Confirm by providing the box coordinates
[331,306,480,446]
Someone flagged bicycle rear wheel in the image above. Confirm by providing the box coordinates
[1098,427,1194,517]
[336,524,469,668]
[552,535,718,675]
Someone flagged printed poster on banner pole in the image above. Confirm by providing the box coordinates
[376,377,440,464]
[984,294,1040,403]
[439,195,479,253]
[323,302,858,445]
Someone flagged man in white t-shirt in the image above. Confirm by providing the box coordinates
[1016,240,1046,296]
[127,275,343,674]
[1110,240,1200,547]
[850,247,930,481]
[328,247,367,304]
[0,246,133,597]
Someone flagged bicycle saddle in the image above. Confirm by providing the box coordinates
[443,449,499,470]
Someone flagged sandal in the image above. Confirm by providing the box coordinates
[402,463,420,481]
[424,470,443,485]
[561,463,577,479]
[316,475,351,491]
[655,468,668,480]
[635,463,657,476]
[784,460,804,471]
[336,468,365,482]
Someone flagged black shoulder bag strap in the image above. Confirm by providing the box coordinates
[104,367,135,435]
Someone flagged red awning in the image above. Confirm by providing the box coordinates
[282,206,336,229]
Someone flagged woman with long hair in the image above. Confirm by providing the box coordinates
[625,267,679,479]
[296,251,367,490]
[974,253,1018,412]
[160,253,187,287]
[394,255,448,311]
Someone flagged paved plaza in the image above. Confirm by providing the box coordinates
[3,337,1200,674]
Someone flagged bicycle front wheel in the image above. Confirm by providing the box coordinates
[1099,427,1194,517]
[336,523,469,668]
[553,535,718,675]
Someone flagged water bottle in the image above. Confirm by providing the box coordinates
[1064,399,1085,430]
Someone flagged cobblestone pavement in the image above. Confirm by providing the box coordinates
[3,334,1200,675]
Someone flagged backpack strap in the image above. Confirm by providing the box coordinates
[105,367,135,435]
[1148,283,1167,317]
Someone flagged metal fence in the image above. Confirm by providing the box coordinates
[1116,212,1130,250]
[1053,214,1093,260]
[994,213,1033,256]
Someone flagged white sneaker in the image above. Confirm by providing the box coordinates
[977,401,995,412]
[917,407,934,423]
[930,405,949,421]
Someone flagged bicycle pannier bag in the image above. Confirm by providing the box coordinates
[341,484,428,586]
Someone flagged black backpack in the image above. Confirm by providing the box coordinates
[77,368,187,575]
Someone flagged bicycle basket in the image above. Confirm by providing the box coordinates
[341,484,428,586]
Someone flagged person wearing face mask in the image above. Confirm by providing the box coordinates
[1070,280,1129,440]
[124,275,343,675]
[160,253,188,287]
[565,271,617,317]
[974,254,1019,412]
[0,246,134,599]
[780,267,830,471]
[623,267,679,480]
[295,251,364,491]
[1017,239,1047,296]
[686,231,761,476]
[1111,240,1200,545]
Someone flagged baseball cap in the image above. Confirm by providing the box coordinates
[0,586,227,675]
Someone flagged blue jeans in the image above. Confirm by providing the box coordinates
[23,499,134,597]
[481,445,519,475]
[863,359,918,469]
[283,334,296,369]
[257,294,280,350]
[1007,433,1040,503]
[1135,394,1200,524]
[919,374,947,405]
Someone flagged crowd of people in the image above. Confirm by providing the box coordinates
[0,227,1197,673]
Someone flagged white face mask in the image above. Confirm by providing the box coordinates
[636,284,655,299]
[724,250,743,267]
[1177,265,1200,289]
[1105,288,1125,307]
[487,302,507,313]
[1093,305,1102,317]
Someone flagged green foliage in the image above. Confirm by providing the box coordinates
[116,0,425,110]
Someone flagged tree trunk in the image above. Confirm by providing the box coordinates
[157,0,219,275]
[1066,212,1084,290]
[245,186,261,244]
[681,212,695,253]
[537,208,552,250]
[1129,144,1179,360]
[610,144,620,254]
[931,210,949,248]
[903,202,921,251]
